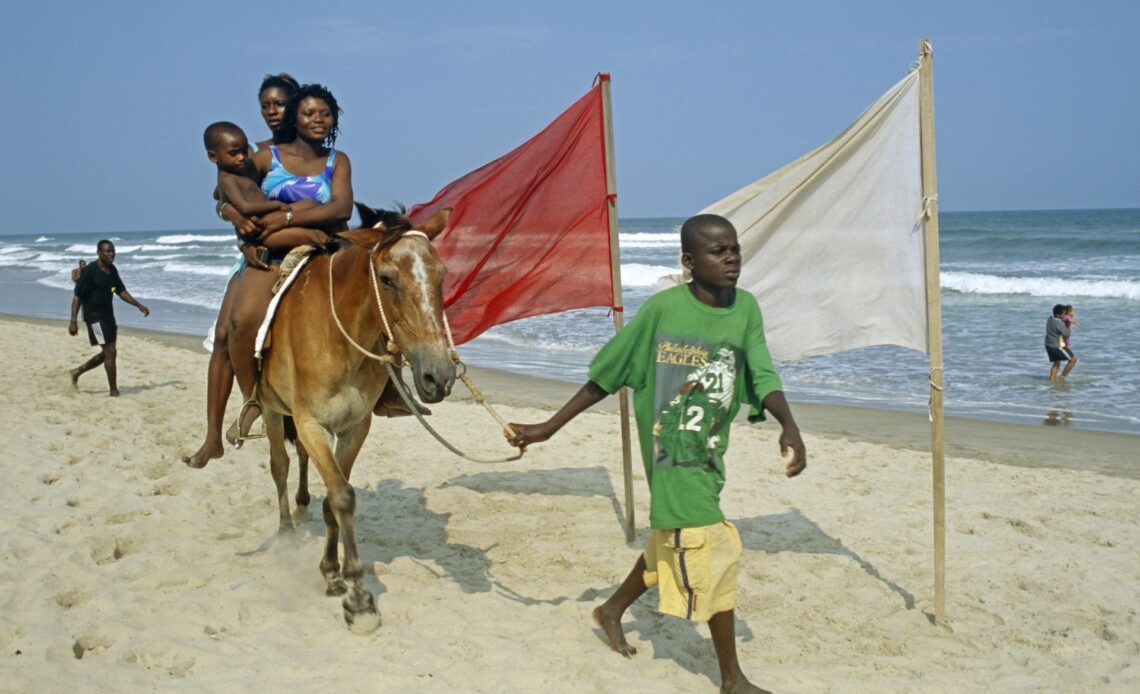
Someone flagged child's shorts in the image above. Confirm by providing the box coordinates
[1046,346,1069,363]
[642,520,742,621]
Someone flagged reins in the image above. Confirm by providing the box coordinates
[326,231,522,464]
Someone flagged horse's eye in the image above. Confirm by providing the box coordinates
[380,274,398,290]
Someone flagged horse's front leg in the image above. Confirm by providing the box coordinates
[291,417,347,597]
[320,496,346,597]
[330,416,378,632]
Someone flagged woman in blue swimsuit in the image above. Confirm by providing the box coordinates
[227,83,354,432]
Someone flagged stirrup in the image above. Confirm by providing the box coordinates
[234,399,266,443]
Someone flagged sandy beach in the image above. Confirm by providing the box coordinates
[1,314,1136,692]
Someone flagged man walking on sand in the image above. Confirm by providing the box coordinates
[69,240,149,396]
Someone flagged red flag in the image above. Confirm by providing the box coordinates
[409,83,615,345]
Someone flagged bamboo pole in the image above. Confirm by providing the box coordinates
[917,39,946,625]
[598,74,636,542]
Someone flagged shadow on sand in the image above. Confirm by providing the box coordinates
[248,466,916,687]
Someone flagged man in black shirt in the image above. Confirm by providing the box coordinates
[69,240,150,396]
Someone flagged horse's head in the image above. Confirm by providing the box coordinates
[367,208,455,403]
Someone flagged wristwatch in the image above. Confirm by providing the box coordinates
[285,208,294,226]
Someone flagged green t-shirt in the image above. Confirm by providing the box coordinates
[588,284,783,529]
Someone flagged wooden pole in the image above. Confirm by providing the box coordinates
[917,39,946,625]
[598,74,636,542]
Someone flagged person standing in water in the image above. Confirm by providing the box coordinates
[1045,303,1075,381]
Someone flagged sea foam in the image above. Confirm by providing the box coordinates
[942,271,1140,301]
[620,263,677,288]
[154,234,234,245]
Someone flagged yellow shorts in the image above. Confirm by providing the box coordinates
[642,520,742,622]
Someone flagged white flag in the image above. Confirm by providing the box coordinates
[697,70,928,362]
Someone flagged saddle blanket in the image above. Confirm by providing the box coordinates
[254,245,319,360]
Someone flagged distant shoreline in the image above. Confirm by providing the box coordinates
[12,312,1135,479]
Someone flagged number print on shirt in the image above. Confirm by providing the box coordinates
[682,405,706,431]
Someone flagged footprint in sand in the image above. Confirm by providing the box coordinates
[52,588,93,610]
[70,632,115,660]
[90,538,135,566]
[120,646,197,677]
[151,483,179,496]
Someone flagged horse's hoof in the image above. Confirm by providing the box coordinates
[343,590,380,634]
[325,576,348,597]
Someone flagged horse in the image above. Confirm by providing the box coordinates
[256,207,454,631]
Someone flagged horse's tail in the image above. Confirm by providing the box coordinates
[283,416,298,445]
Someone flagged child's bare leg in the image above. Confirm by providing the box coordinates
[1049,362,1060,381]
[593,554,649,657]
[1061,355,1077,378]
[260,227,331,252]
[709,610,767,694]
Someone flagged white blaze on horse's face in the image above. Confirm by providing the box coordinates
[409,246,437,332]
[375,232,447,346]
[375,230,453,403]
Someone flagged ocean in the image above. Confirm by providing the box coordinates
[2,209,1137,435]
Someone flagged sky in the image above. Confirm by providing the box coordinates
[3,0,1137,235]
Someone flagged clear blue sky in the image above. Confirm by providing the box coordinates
[3,1,1137,235]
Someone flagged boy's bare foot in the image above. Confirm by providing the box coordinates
[182,440,224,469]
[69,369,80,389]
[592,605,636,657]
[109,389,121,397]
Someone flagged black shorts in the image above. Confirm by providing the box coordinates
[1046,346,1068,363]
[85,318,117,346]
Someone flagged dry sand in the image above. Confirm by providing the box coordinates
[1,315,1136,692]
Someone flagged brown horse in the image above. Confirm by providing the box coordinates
[256,208,454,631]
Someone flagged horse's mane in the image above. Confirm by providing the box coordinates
[341,202,415,250]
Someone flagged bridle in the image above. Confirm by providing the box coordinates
[327,230,433,365]
[326,230,522,463]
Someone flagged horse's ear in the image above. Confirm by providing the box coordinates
[355,202,385,229]
[415,208,451,239]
